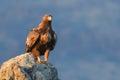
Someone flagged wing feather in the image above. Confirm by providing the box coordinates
[49,31,57,50]
[25,28,40,52]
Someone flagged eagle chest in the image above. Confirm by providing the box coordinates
[40,32,52,45]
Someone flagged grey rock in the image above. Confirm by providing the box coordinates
[0,53,59,80]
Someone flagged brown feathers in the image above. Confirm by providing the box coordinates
[25,14,57,63]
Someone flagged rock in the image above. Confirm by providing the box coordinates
[0,53,59,80]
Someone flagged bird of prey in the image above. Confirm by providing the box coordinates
[25,14,57,63]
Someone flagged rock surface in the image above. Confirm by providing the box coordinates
[0,53,59,80]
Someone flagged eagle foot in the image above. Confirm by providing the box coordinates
[36,56,42,63]
[42,61,49,64]
[37,60,49,64]
[37,60,43,63]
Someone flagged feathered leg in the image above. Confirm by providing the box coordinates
[32,47,41,63]
[36,56,41,63]
[44,49,50,62]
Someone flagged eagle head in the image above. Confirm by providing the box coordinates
[42,14,52,22]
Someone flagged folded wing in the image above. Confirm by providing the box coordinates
[25,28,40,52]
[49,31,57,50]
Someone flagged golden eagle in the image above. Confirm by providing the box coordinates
[25,14,57,63]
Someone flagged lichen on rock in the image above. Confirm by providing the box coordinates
[0,53,59,80]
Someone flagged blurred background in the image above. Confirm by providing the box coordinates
[0,0,120,80]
